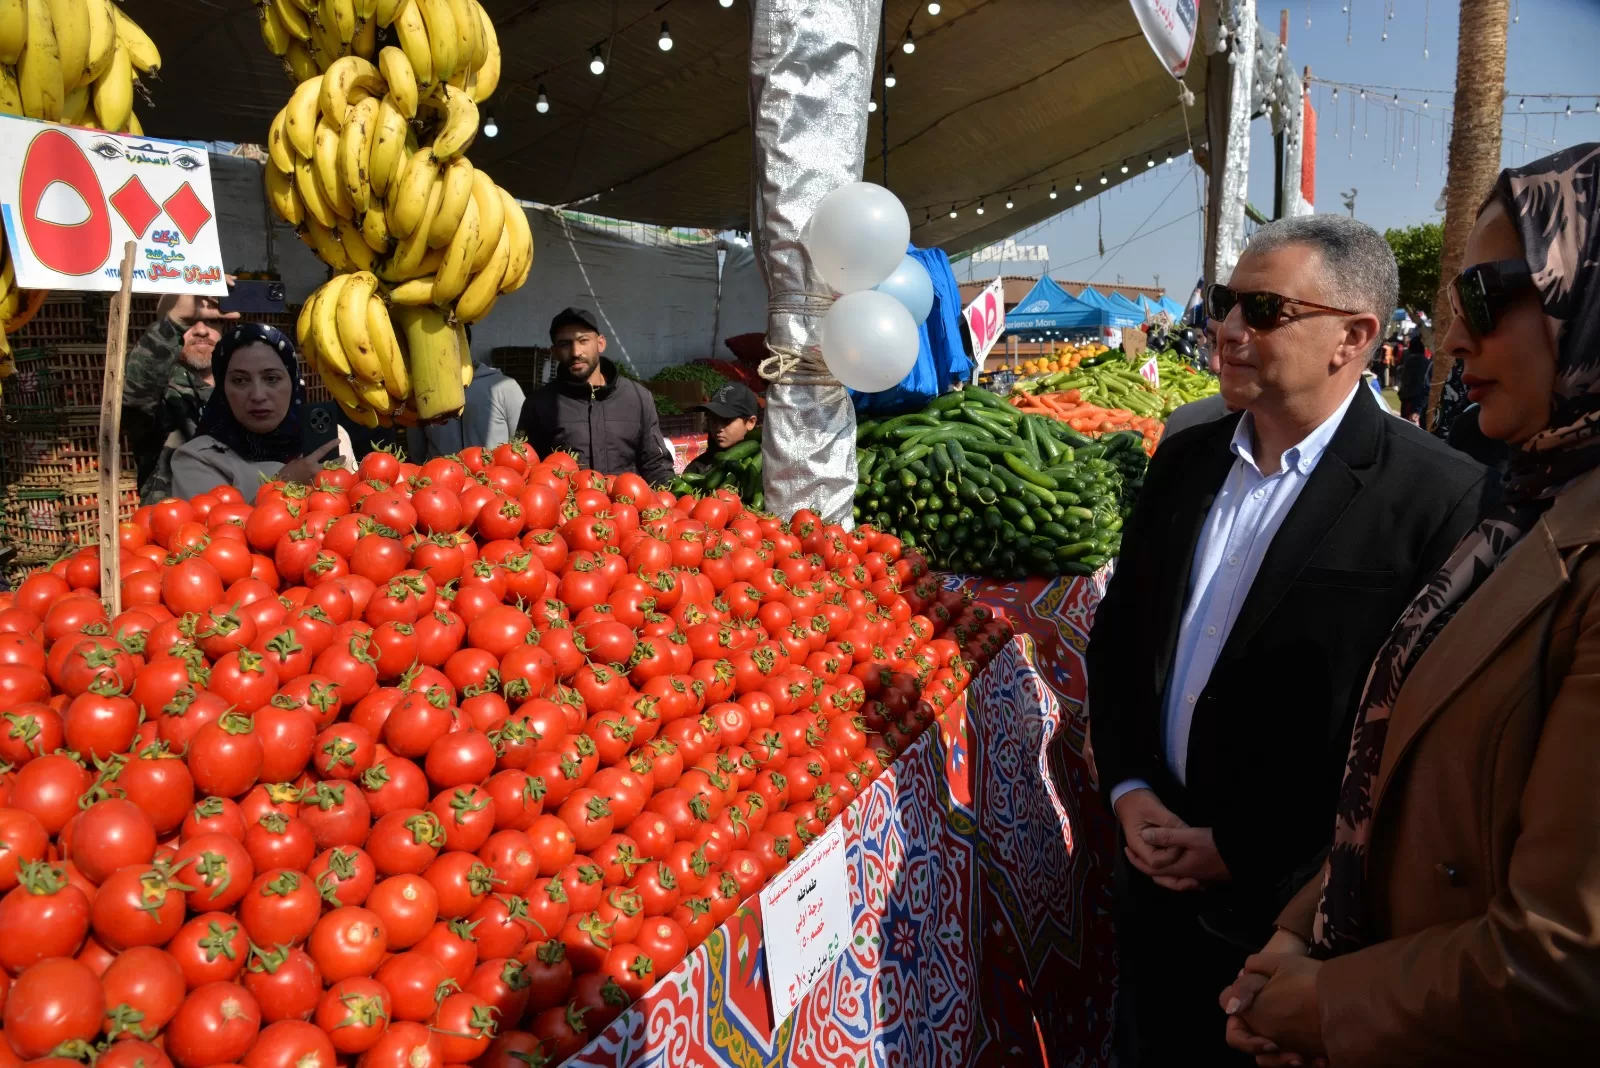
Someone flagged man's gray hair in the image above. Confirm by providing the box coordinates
[1244,215,1399,344]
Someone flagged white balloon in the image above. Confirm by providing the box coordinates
[821,290,921,393]
[872,254,935,324]
[805,182,911,294]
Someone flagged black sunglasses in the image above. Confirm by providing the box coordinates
[1204,283,1359,331]
[1449,259,1533,339]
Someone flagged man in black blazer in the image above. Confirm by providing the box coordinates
[1085,216,1492,1065]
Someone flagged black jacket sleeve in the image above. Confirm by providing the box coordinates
[520,387,555,461]
[633,385,678,488]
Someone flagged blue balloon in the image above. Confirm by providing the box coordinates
[872,254,934,325]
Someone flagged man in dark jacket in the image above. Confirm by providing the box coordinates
[518,308,676,486]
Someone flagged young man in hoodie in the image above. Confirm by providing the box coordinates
[517,308,677,486]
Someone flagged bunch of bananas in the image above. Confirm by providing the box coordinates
[260,0,529,429]
[258,0,499,102]
[0,0,161,134]
[0,242,48,388]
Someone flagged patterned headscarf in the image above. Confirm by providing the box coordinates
[1312,142,1600,959]
[195,323,306,464]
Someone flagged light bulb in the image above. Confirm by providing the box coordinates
[1332,87,1339,100]
[590,47,605,75]
[927,2,941,13]
[483,113,498,138]
[719,0,734,7]
[1120,160,1129,173]
[1164,151,1172,163]
[884,66,896,88]
[536,85,549,113]
[867,99,877,112]
[975,200,985,215]
[1393,94,1399,104]
[1519,98,1525,110]
[1422,98,1429,109]
[948,205,957,218]
[1594,99,1600,113]
[658,22,673,51]
[902,33,915,53]
[1099,172,1107,185]
[1145,156,1155,168]
[1005,195,1013,209]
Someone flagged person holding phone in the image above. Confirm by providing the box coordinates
[171,323,349,503]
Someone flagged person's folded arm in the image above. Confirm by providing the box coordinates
[1314,586,1600,1066]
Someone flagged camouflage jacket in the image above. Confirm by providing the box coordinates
[140,361,213,504]
[124,316,185,494]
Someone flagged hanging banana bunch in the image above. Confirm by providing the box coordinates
[0,240,48,392]
[260,0,530,430]
[0,0,161,133]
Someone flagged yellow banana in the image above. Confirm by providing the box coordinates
[0,65,22,116]
[468,168,503,274]
[392,304,464,418]
[259,0,291,56]
[460,327,474,388]
[340,94,379,216]
[353,0,379,21]
[391,0,433,87]
[338,395,382,429]
[318,54,382,131]
[110,4,158,75]
[454,216,507,324]
[374,0,404,27]
[284,75,324,158]
[377,45,416,118]
[124,108,139,134]
[430,193,479,304]
[319,365,364,410]
[293,152,337,229]
[386,276,436,305]
[368,295,409,399]
[18,0,65,122]
[300,217,352,272]
[471,2,499,104]
[43,0,86,92]
[321,0,357,46]
[334,269,383,380]
[497,187,533,292]
[443,0,479,74]
[354,374,390,412]
[426,156,473,249]
[308,9,344,70]
[0,0,28,67]
[351,11,376,59]
[415,0,457,84]
[264,162,304,227]
[359,204,392,253]
[384,179,442,281]
[313,120,356,219]
[310,274,353,373]
[273,0,312,41]
[367,96,407,200]
[387,148,439,239]
[265,108,293,175]
[337,218,379,272]
[82,0,114,85]
[426,82,477,160]
[284,40,319,82]
[61,81,86,123]
[296,287,318,350]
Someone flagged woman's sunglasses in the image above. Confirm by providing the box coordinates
[1203,283,1358,331]
[1449,259,1533,339]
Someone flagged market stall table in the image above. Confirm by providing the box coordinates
[564,574,1117,1068]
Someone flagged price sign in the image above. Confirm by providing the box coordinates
[963,274,1006,364]
[1140,356,1161,388]
[760,820,852,1026]
[0,115,225,295]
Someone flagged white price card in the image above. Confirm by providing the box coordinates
[1139,356,1161,388]
[759,820,852,1027]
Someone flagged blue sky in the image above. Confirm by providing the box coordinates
[952,0,1600,297]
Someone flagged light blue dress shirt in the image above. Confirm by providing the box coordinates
[1109,384,1361,807]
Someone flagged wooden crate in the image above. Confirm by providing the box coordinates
[0,424,132,487]
[648,380,709,408]
[1,478,138,564]
[660,412,707,437]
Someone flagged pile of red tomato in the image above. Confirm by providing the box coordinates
[0,443,1013,1068]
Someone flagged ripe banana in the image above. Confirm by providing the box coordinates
[333,270,383,380]
[284,75,324,158]
[471,3,499,104]
[427,83,477,160]
[468,168,503,274]
[388,148,440,240]
[284,40,319,83]
[354,0,379,21]
[374,0,405,28]
[444,0,479,75]
[378,45,417,119]
[339,95,380,216]
[110,4,159,75]
[293,153,337,229]
[391,0,434,88]
[61,81,86,124]
[18,0,65,122]
[125,108,140,134]
[456,321,472,387]
[267,107,295,175]
[44,0,86,92]
[259,0,292,57]
[351,7,376,58]
[393,304,465,419]
[313,120,357,219]
[354,374,390,412]
[367,96,408,199]
[454,216,507,324]
[368,295,409,399]
[415,0,458,85]
[309,274,354,374]
[274,0,312,41]
[264,162,304,227]
[385,178,442,280]
[497,187,533,293]
[337,218,379,272]
[426,156,473,249]
[0,65,22,116]
[431,192,479,304]
[386,276,436,305]
[319,366,365,413]
[319,55,383,131]
[0,0,28,67]
[359,204,392,254]
[82,0,114,85]
[321,0,357,46]
[308,10,345,72]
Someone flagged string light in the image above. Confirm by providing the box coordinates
[1519,97,1525,110]
[927,1,941,13]
[535,85,549,114]
[719,0,734,7]
[884,66,896,88]
[1120,159,1129,173]
[483,112,498,138]
[949,205,957,218]
[1071,178,1080,193]
[1099,171,1108,184]
[975,200,985,215]
[902,32,915,54]
[1145,155,1155,168]
[589,46,606,75]
[1566,103,1573,117]
[1005,194,1014,209]
[867,99,876,113]
[1164,150,1173,163]
[658,22,673,51]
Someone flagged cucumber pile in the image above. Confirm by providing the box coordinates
[854,386,1145,578]
[670,433,766,510]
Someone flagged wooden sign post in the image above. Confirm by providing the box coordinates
[97,241,137,617]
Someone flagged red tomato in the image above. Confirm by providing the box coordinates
[164,981,261,1068]
[2,957,105,1058]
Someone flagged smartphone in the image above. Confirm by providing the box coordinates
[302,400,340,456]
[218,280,286,315]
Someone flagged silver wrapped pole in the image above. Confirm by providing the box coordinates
[749,0,882,525]
[1204,0,1255,283]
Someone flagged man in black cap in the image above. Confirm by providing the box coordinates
[518,308,676,487]
[685,382,761,476]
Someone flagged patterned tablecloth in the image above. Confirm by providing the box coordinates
[566,574,1116,1068]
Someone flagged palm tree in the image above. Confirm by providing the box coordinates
[1427,0,1509,428]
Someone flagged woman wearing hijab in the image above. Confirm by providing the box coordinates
[1219,142,1600,1065]
[171,323,343,503]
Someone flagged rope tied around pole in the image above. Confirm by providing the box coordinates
[757,291,841,387]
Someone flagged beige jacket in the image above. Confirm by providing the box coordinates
[171,430,355,504]
[1276,465,1600,1064]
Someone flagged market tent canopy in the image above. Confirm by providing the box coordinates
[1107,292,1148,320]
[1159,296,1189,318]
[122,0,1215,255]
[1003,275,1102,335]
[1075,287,1144,329]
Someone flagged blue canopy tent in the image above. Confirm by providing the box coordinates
[1158,296,1187,319]
[1002,275,1102,337]
[1138,295,1160,318]
[1107,292,1149,320]
[1073,286,1143,329]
